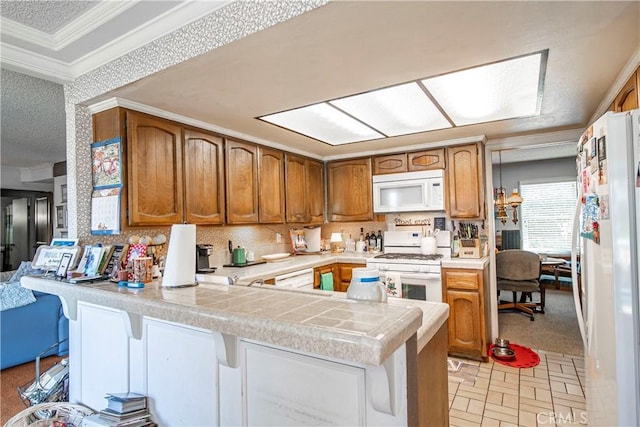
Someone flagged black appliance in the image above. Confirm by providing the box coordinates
[196,244,216,273]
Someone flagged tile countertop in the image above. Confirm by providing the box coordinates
[21,275,447,366]
[200,252,374,284]
[440,256,490,270]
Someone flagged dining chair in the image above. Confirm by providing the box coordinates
[496,250,544,321]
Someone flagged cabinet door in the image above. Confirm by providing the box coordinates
[337,263,363,293]
[285,154,308,223]
[258,147,285,223]
[184,129,225,224]
[226,139,259,224]
[612,70,638,112]
[408,148,445,171]
[127,111,183,226]
[446,144,484,219]
[327,158,373,222]
[306,159,325,224]
[313,263,337,290]
[446,290,482,354]
[373,154,407,175]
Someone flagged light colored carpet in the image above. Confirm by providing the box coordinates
[497,288,584,357]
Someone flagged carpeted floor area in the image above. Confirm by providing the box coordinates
[0,355,65,425]
[497,287,584,356]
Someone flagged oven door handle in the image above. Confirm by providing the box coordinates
[383,272,441,280]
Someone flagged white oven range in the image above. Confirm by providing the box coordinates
[366,230,451,302]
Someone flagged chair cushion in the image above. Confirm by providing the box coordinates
[497,279,540,293]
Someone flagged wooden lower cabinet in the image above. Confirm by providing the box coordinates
[442,266,490,360]
[313,264,338,290]
[313,262,364,292]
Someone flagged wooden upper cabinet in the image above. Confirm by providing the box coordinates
[226,139,259,224]
[285,154,325,224]
[258,147,285,223]
[327,158,373,222]
[126,111,184,226]
[446,144,484,219]
[408,148,445,171]
[612,69,639,112]
[285,154,307,223]
[306,159,325,224]
[183,128,225,225]
[373,153,407,175]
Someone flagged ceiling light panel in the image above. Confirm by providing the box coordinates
[260,103,384,145]
[330,83,452,136]
[422,53,543,126]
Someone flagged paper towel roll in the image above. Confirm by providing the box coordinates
[162,224,197,287]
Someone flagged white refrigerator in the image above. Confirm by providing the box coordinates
[572,109,640,426]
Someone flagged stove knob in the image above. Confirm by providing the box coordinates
[412,266,420,273]
[380,266,389,271]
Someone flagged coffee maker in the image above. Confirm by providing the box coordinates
[196,244,216,273]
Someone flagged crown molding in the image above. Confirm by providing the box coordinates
[0,42,74,83]
[588,47,640,125]
[1,1,232,82]
[0,2,138,51]
[69,1,232,77]
[88,97,324,161]
[486,128,583,152]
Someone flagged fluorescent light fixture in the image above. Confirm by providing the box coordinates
[422,52,544,126]
[330,83,452,136]
[260,103,384,145]
[258,50,546,145]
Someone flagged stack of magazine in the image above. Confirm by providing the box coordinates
[82,392,155,426]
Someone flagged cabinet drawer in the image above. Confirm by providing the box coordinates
[443,269,480,290]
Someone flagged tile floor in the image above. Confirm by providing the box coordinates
[448,350,586,426]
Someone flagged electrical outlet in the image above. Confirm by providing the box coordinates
[276,233,282,243]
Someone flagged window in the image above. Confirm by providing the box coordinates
[520,178,577,254]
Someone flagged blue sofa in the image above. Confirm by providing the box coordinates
[0,265,69,370]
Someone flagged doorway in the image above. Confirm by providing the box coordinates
[1,189,52,271]
[485,143,584,356]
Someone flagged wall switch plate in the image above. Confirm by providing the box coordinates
[276,233,282,243]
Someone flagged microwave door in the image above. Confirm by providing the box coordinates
[374,179,428,213]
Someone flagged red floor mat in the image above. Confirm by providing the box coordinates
[489,343,540,368]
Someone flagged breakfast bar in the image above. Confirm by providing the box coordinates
[22,275,449,426]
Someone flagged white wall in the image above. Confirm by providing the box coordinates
[492,157,577,232]
[1,166,54,192]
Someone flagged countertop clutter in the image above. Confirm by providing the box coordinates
[198,252,489,284]
[22,274,447,366]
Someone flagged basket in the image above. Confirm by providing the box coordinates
[3,402,95,427]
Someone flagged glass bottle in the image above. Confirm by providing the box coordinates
[377,230,383,251]
[369,232,377,252]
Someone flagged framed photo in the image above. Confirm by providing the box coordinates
[51,237,78,246]
[60,184,68,203]
[56,206,66,228]
[55,252,73,278]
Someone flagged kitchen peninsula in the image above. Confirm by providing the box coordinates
[22,274,449,426]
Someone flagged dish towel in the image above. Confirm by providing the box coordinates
[386,273,403,298]
[320,272,334,291]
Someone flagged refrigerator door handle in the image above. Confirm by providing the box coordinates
[572,196,587,347]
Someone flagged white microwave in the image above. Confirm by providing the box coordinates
[372,170,445,213]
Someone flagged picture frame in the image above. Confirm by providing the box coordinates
[60,184,68,203]
[55,252,73,278]
[51,237,78,246]
[56,206,66,228]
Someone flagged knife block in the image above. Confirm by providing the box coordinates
[459,238,481,258]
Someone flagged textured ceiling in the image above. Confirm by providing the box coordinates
[1,69,66,167]
[1,1,638,170]
[0,1,98,34]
